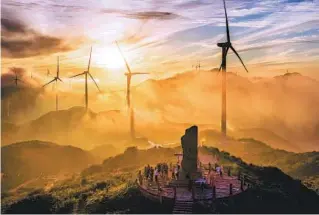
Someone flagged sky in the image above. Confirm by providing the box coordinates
[1,0,319,91]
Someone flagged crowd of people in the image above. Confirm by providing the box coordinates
[138,162,183,187]
[137,161,232,190]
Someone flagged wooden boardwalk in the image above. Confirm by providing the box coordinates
[137,169,249,214]
[138,170,246,202]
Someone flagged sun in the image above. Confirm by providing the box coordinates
[94,45,126,70]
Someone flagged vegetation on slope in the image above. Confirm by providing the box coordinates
[2,145,319,214]
[1,140,96,191]
[202,130,319,192]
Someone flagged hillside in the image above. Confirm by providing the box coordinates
[1,140,96,191]
[2,146,319,214]
[201,132,319,191]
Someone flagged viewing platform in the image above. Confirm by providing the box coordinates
[136,126,249,213]
[137,168,247,201]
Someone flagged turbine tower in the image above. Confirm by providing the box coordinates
[115,41,149,139]
[43,56,63,111]
[217,0,249,137]
[70,47,101,110]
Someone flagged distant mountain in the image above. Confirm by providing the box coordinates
[1,140,96,191]
[89,144,122,161]
[1,107,131,150]
[2,70,319,152]
[131,70,319,151]
[233,128,300,152]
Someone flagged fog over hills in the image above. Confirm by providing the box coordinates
[2,71,319,152]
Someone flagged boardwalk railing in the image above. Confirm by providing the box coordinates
[137,179,176,203]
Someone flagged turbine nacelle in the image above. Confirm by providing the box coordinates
[217,42,231,48]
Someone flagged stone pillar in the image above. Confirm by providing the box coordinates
[180,126,201,180]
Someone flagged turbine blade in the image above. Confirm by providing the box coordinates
[88,46,92,73]
[115,41,132,74]
[58,77,63,82]
[43,78,56,87]
[230,45,249,73]
[88,72,101,92]
[131,72,150,75]
[70,72,86,78]
[223,0,231,43]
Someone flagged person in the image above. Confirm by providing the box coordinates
[164,163,168,177]
[162,164,166,181]
[147,164,151,180]
[144,166,148,180]
[155,168,159,184]
[174,166,179,180]
[210,172,215,187]
[150,167,154,182]
[216,166,220,175]
[138,170,143,185]
[158,164,162,176]
[200,180,205,192]
[200,179,205,199]
[171,167,176,180]
[208,162,212,173]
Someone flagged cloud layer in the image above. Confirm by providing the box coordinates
[1,14,81,58]
[1,0,319,80]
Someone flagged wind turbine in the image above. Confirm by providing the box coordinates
[43,56,63,111]
[6,68,23,118]
[115,41,149,139]
[70,47,101,110]
[11,69,23,86]
[217,0,249,137]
